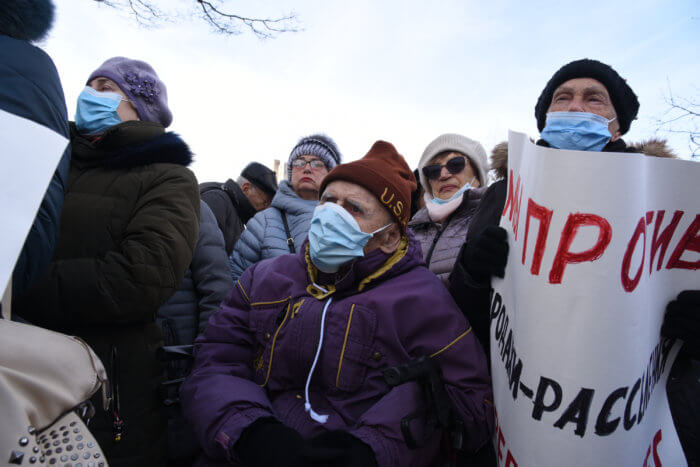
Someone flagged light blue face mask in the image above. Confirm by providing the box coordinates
[75,86,124,135]
[430,177,475,205]
[308,202,391,273]
[540,111,616,152]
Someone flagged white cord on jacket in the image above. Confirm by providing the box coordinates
[304,286,331,424]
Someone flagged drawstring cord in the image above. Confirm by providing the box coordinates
[304,283,331,424]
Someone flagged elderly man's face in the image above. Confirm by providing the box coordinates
[547,77,622,142]
[320,180,400,255]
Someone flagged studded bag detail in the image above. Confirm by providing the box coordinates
[0,319,110,466]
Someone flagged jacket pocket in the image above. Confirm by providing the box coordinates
[248,297,293,387]
[334,303,377,393]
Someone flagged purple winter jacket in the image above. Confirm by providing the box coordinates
[180,233,493,467]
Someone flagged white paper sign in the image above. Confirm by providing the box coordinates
[1,108,69,295]
[491,131,698,467]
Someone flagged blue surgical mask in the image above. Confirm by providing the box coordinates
[430,177,475,205]
[540,111,616,152]
[75,86,124,135]
[308,202,391,273]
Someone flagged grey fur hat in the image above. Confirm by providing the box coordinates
[287,134,342,180]
[417,133,488,194]
[0,0,55,42]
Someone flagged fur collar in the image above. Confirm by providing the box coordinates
[71,121,193,170]
[489,137,676,178]
[103,132,193,169]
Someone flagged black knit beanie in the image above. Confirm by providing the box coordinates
[535,59,640,135]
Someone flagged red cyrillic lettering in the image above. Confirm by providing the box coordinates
[621,216,647,292]
[652,429,663,467]
[549,213,612,284]
[505,451,518,467]
[522,198,553,275]
[666,214,700,270]
[649,210,683,273]
[497,427,505,462]
[502,170,522,240]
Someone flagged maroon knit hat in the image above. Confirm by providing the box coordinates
[320,141,417,230]
[87,57,172,128]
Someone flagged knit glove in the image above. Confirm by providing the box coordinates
[234,418,304,467]
[459,225,509,283]
[301,430,378,467]
[662,291,700,360]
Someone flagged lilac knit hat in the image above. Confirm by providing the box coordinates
[87,57,172,127]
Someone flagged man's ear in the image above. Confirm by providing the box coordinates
[610,129,623,142]
[240,181,251,194]
[378,223,402,255]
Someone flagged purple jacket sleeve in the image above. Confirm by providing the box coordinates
[350,292,494,467]
[180,269,274,462]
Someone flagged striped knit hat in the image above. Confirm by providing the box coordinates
[287,134,342,180]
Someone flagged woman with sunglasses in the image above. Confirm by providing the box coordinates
[408,133,488,286]
[230,134,342,281]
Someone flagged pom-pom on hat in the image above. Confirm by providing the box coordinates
[320,141,417,231]
[87,57,172,128]
[0,0,55,42]
[287,134,342,180]
[535,58,639,135]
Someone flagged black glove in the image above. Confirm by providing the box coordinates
[234,417,304,467]
[460,225,509,283]
[301,430,378,467]
[662,290,700,360]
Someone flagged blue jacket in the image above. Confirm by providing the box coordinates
[229,180,317,280]
[0,34,70,298]
[157,201,233,348]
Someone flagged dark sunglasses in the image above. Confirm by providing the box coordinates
[422,156,467,181]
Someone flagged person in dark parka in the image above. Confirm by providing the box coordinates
[14,56,200,467]
[200,162,278,255]
[157,200,233,466]
[450,58,700,465]
[0,0,71,302]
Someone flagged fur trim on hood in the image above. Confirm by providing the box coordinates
[626,139,677,159]
[490,142,509,180]
[0,0,54,42]
[488,137,677,178]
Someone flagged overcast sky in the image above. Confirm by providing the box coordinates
[41,0,699,182]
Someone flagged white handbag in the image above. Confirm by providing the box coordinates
[0,319,110,466]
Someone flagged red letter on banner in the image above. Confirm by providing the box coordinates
[666,214,700,270]
[522,198,553,275]
[649,210,683,273]
[502,170,523,240]
[621,216,647,292]
[549,213,613,284]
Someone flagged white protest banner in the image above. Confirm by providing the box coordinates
[1,108,69,296]
[490,131,698,467]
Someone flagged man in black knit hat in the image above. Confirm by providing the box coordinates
[449,58,699,466]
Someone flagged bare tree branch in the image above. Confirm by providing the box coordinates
[655,80,699,158]
[198,0,298,38]
[92,0,298,38]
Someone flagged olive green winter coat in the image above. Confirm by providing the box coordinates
[15,121,200,467]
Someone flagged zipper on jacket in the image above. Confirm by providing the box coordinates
[110,345,125,443]
[425,225,446,267]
